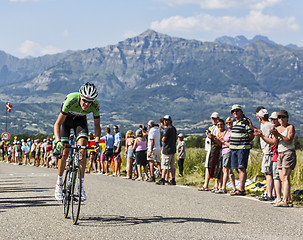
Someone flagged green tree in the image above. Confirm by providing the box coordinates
[185,135,204,148]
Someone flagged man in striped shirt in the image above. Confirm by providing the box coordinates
[230,104,254,196]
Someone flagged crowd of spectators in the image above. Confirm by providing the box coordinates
[198,104,296,207]
[0,137,57,168]
[0,104,297,207]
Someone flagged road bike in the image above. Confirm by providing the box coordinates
[62,144,94,225]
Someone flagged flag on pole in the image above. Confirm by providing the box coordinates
[6,102,12,112]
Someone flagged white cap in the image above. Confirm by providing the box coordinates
[257,109,268,118]
[210,112,219,119]
[231,104,242,113]
[269,112,278,119]
[178,133,184,138]
[163,115,172,121]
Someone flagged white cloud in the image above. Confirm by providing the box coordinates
[159,0,283,10]
[19,40,62,57]
[151,10,299,34]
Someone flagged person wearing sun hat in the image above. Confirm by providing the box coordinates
[229,104,254,196]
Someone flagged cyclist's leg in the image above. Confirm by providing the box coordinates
[74,116,89,179]
[58,119,71,178]
[57,118,71,182]
[77,137,88,178]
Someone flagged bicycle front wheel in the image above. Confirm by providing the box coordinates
[63,168,71,218]
[71,167,82,225]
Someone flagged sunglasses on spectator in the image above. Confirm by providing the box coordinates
[232,110,240,113]
[217,124,224,126]
[226,122,232,124]
[81,97,94,103]
[278,115,287,119]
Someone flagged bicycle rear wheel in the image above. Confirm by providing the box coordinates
[63,168,71,218]
[71,167,82,225]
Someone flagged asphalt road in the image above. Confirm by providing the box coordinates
[0,161,302,240]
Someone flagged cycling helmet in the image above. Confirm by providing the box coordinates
[79,82,98,99]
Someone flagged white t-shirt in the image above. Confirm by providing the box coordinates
[260,121,274,154]
[148,127,161,151]
[22,144,30,154]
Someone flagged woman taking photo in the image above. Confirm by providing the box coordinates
[271,110,296,207]
[133,129,148,181]
[215,117,236,194]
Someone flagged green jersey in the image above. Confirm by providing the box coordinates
[61,92,100,118]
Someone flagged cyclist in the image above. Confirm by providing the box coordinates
[54,82,101,201]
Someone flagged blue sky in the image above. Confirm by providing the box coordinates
[1,0,302,58]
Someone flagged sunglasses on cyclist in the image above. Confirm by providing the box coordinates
[81,97,94,103]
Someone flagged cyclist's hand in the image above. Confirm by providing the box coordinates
[53,141,62,156]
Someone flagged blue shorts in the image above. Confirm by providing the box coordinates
[231,149,250,169]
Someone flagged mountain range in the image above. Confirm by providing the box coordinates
[0,29,303,135]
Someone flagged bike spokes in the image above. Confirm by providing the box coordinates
[71,167,82,225]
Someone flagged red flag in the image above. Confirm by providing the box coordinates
[6,102,12,112]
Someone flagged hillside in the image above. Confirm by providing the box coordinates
[0,30,302,135]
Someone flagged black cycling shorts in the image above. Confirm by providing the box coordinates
[60,114,88,142]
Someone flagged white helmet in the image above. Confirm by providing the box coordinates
[79,82,98,99]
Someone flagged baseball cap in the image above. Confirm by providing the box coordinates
[269,112,278,120]
[210,112,219,119]
[163,115,172,121]
[256,109,268,118]
[178,133,184,138]
[231,104,242,113]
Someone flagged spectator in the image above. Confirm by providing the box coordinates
[133,129,148,181]
[177,133,186,177]
[198,112,219,191]
[14,141,22,165]
[125,130,135,179]
[0,141,4,161]
[7,143,12,163]
[113,125,122,177]
[212,119,226,193]
[87,133,97,173]
[229,104,254,196]
[216,117,236,194]
[31,140,37,166]
[45,138,53,168]
[269,112,282,203]
[147,120,161,182]
[101,127,114,176]
[271,110,296,207]
[255,108,275,201]
[35,139,42,167]
[156,115,177,185]
[41,139,47,167]
[255,112,281,203]
[22,140,31,165]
